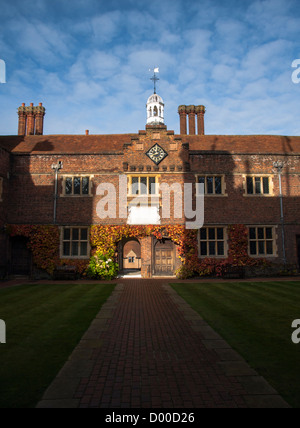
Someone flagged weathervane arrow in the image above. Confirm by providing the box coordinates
[150,67,160,94]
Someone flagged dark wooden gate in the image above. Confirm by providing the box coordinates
[11,237,31,275]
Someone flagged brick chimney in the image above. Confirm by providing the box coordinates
[196,105,206,135]
[35,103,46,135]
[18,103,27,135]
[18,103,46,136]
[178,105,187,135]
[186,105,196,135]
[26,103,35,135]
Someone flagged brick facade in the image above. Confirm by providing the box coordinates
[0,101,300,278]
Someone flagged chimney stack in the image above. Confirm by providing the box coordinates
[196,105,206,135]
[187,105,196,135]
[178,105,187,135]
[18,103,46,136]
[178,104,206,135]
[35,103,46,135]
[85,130,89,136]
[18,103,27,135]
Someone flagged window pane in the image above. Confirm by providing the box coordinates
[258,241,265,255]
[258,228,264,240]
[82,177,89,195]
[208,228,215,240]
[217,241,224,256]
[140,177,147,195]
[64,228,70,241]
[249,228,256,240]
[65,178,72,195]
[266,241,273,255]
[215,177,222,194]
[63,242,70,256]
[72,242,79,256]
[200,242,207,256]
[250,241,257,255]
[263,177,269,194]
[198,177,205,193]
[132,177,139,195]
[217,228,224,240]
[207,177,214,194]
[247,177,254,194]
[255,177,261,194]
[200,228,207,240]
[149,177,156,195]
[81,228,88,241]
[80,242,87,256]
[266,228,272,239]
[72,228,79,241]
[209,241,216,256]
[74,177,81,195]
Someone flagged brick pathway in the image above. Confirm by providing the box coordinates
[37,280,289,408]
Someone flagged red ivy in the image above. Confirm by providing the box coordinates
[7,224,268,278]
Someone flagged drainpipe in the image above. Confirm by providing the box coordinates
[273,161,286,266]
[52,161,63,224]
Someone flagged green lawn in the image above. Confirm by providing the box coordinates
[172,281,300,408]
[0,283,115,408]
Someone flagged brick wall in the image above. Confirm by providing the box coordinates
[0,148,10,264]
[2,126,300,271]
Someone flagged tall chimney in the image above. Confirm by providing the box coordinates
[18,103,27,135]
[26,103,35,135]
[196,105,206,135]
[178,105,187,135]
[187,105,196,135]
[35,103,46,135]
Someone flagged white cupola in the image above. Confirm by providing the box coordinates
[146,93,164,125]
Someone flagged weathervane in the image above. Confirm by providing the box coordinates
[150,67,159,94]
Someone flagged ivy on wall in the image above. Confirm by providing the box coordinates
[6,224,267,278]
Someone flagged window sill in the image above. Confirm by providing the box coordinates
[243,194,273,197]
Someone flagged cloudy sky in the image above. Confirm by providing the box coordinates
[0,0,299,136]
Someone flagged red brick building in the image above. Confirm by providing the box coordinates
[0,93,300,279]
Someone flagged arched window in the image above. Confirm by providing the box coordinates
[154,106,158,116]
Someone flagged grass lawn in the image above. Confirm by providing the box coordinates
[172,281,300,408]
[0,283,115,408]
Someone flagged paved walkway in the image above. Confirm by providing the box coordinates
[36,279,290,408]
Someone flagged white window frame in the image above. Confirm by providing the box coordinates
[248,226,278,258]
[128,175,160,197]
[198,226,228,258]
[243,175,274,197]
[60,226,90,259]
[195,175,227,196]
[61,175,93,197]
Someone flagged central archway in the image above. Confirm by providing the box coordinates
[120,238,141,273]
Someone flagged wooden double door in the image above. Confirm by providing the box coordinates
[154,240,175,276]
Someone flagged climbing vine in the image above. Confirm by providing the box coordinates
[6,224,268,279]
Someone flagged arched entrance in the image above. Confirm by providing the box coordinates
[120,238,141,274]
[154,239,175,276]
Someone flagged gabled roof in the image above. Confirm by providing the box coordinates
[182,135,300,154]
[0,134,136,154]
[0,133,299,155]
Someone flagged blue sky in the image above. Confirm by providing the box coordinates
[0,0,299,136]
